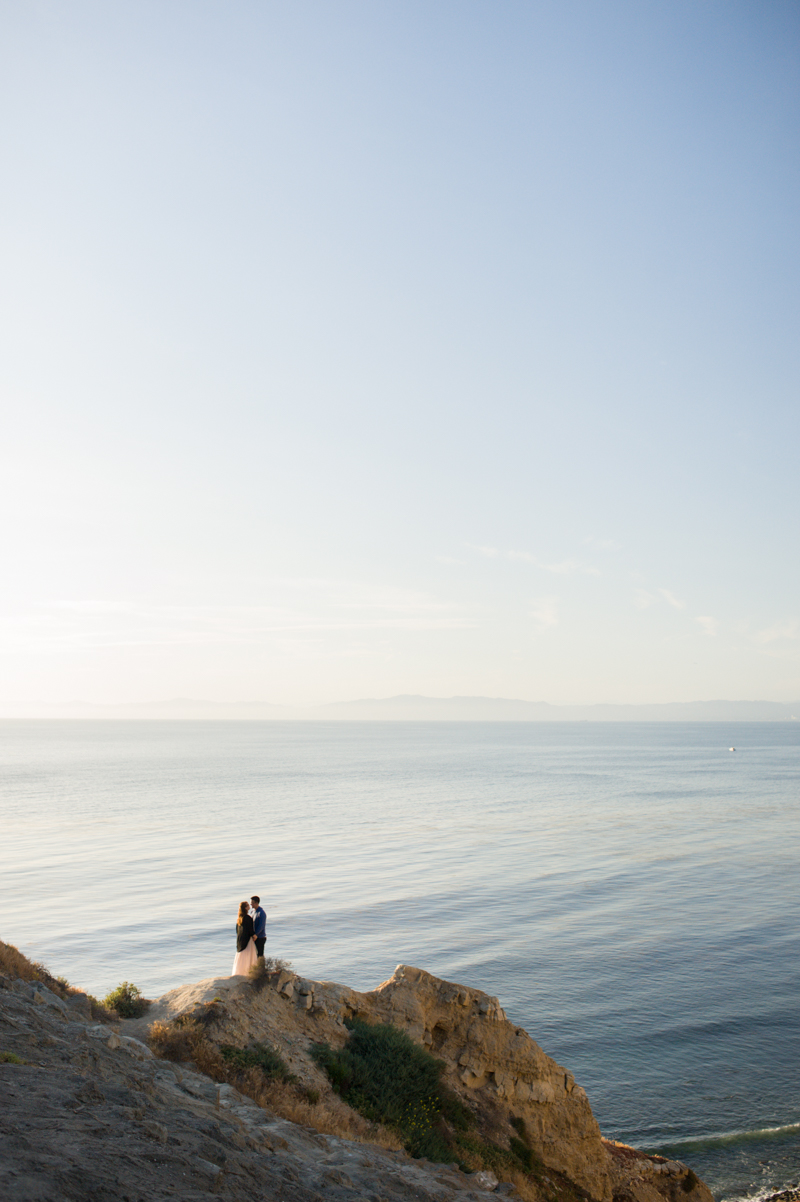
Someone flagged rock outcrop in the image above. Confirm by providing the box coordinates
[123,963,714,1202]
[0,971,503,1202]
[0,959,715,1202]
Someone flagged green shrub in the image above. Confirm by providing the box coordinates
[102,981,150,1018]
[399,1096,454,1161]
[219,1042,292,1081]
[0,1051,26,1064]
[312,1018,472,1161]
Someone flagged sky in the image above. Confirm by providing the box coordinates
[1,0,798,708]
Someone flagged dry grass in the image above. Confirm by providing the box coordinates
[501,1168,545,1202]
[237,1072,403,1148]
[0,939,69,995]
[0,939,115,1020]
[247,956,294,993]
[148,1018,199,1062]
[147,1016,402,1149]
[249,955,293,977]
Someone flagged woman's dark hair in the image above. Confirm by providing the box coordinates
[238,901,249,922]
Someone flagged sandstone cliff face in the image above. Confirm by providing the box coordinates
[351,965,605,1200]
[135,963,713,1202]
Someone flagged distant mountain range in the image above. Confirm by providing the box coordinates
[317,695,799,722]
[3,695,798,721]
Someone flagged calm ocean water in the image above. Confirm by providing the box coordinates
[1,720,798,1200]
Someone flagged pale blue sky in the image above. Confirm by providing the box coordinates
[1,0,798,706]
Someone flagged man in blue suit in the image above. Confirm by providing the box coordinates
[250,896,267,958]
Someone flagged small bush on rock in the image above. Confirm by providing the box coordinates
[248,956,293,989]
[148,1018,199,1062]
[260,955,293,974]
[103,981,150,1018]
[219,1042,292,1081]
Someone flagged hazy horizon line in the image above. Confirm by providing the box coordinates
[1,694,797,721]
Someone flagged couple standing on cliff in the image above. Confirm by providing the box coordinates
[230,896,267,976]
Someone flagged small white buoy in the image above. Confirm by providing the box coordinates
[729,747,736,752]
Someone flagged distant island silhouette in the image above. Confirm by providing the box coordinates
[4,695,797,721]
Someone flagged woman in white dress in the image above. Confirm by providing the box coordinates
[231,900,257,976]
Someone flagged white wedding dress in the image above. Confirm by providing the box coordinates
[231,936,257,977]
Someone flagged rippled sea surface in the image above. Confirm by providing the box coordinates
[1,720,799,1200]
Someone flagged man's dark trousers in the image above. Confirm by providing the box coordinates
[255,938,266,957]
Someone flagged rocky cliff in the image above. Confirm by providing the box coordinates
[0,956,716,1202]
[124,963,714,1202]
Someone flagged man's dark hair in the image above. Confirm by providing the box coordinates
[251,895,260,905]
